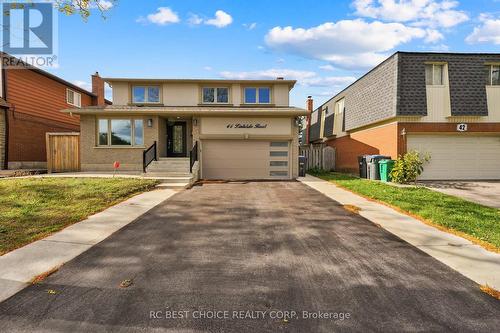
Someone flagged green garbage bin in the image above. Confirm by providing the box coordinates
[379,159,395,182]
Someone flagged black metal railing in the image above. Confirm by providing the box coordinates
[189,141,198,173]
[143,141,157,172]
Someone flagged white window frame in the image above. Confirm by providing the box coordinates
[202,87,230,104]
[310,110,319,125]
[132,85,161,104]
[97,118,145,147]
[244,87,272,104]
[66,89,81,108]
[485,64,500,86]
[425,63,446,86]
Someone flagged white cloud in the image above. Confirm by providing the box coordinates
[139,7,180,26]
[188,10,233,28]
[203,66,213,71]
[319,64,336,71]
[265,19,426,69]
[188,14,203,25]
[466,14,500,45]
[243,22,257,30]
[302,76,357,87]
[205,10,233,28]
[97,0,113,11]
[218,68,356,89]
[219,68,316,81]
[424,29,444,43]
[352,0,468,28]
[72,80,92,91]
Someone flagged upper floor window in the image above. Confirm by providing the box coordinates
[66,89,81,108]
[485,65,500,86]
[244,87,271,104]
[132,86,160,103]
[425,63,444,85]
[202,87,229,103]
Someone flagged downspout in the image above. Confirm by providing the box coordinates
[2,64,8,170]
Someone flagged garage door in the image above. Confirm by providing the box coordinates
[407,135,500,180]
[201,140,291,180]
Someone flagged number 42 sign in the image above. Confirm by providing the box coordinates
[456,123,468,132]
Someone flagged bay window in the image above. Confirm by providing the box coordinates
[98,119,144,147]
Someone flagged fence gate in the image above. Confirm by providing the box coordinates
[299,143,335,171]
[46,132,80,173]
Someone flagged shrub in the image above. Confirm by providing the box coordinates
[390,150,430,184]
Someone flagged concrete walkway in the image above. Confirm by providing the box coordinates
[0,187,177,303]
[299,175,500,291]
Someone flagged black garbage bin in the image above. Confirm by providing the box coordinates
[358,155,369,178]
[299,156,307,177]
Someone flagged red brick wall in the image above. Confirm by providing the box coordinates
[7,111,79,163]
[326,122,399,173]
[5,68,93,164]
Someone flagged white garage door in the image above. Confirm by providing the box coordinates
[201,140,291,180]
[407,135,500,180]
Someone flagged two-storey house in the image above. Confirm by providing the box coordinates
[306,52,500,180]
[0,54,105,170]
[64,76,306,181]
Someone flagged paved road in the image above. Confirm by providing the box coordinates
[0,182,498,332]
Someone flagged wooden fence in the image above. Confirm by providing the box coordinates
[46,132,80,173]
[299,144,335,171]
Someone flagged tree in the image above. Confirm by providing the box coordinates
[7,1,116,20]
[55,0,115,20]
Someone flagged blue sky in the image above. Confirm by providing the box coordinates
[46,0,500,107]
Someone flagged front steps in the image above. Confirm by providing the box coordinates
[144,158,193,189]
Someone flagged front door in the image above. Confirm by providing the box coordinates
[167,122,187,157]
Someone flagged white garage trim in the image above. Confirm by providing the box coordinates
[201,140,291,180]
[407,134,500,180]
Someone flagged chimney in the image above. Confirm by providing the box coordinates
[92,71,105,106]
[305,96,313,144]
[276,77,284,80]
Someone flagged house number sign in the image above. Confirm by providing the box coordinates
[226,123,268,129]
[456,123,468,132]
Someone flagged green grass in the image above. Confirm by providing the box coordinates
[310,171,500,251]
[0,178,158,255]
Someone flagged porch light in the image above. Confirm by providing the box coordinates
[147,118,153,127]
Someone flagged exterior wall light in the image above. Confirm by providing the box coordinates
[147,118,153,127]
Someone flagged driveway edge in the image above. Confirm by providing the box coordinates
[0,187,178,303]
[298,175,500,291]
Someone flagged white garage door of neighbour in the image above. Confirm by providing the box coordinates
[407,135,500,180]
[201,140,290,180]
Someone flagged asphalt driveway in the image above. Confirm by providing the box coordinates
[0,181,498,332]
[422,181,500,208]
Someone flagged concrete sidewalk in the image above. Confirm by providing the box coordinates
[0,187,178,302]
[299,175,500,291]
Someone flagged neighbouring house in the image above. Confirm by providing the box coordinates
[63,77,306,181]
[304,52,500,180]
[0,54,108,170]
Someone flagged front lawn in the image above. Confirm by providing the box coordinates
[0,178,158,255]
[310,171,500,251]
